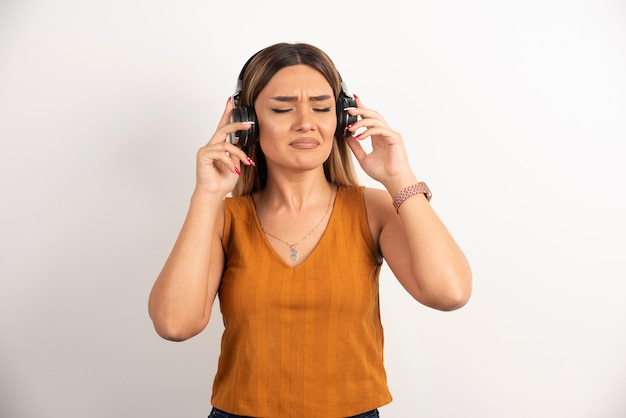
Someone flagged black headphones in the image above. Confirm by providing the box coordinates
[228,53,357,148]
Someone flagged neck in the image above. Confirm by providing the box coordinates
[260,170,333,212]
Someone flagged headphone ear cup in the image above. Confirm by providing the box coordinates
[230,106,258,148]
[336,95,358,138]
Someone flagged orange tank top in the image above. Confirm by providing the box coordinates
[213,186,392,417]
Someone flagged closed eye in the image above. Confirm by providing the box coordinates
[272,107,331,113]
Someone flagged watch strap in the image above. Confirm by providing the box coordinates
[392,182,432,213]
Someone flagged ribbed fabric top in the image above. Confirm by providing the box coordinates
[212,186,392,418]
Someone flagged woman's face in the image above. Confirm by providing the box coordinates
[254,64,337,173]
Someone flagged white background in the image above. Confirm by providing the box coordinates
[1,1,625,417]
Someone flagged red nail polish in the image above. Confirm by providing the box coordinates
[354,134,362,140]
[353,93,359,100]
[246,156,256,167]
[234,167,241,175]
[227,96,232,103]
[347,123,355,130]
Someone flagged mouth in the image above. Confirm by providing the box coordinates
[289,138,320,149]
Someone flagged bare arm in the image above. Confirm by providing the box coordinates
[366,186,472,310]
[148,191,225,341]
[346,97,472,310]
[148,99,255,341]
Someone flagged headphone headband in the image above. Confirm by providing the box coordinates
[234,51,352,102]
[233,53,258,104]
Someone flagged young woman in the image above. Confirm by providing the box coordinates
[149,42,472,418]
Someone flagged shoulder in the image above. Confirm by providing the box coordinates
[220,194,254,240]
[336,186,371,213]
[363,187,396,241]
[224,193,253,212]
[338,185,391,210]
[224,193,258,217]
[363,187,394,215]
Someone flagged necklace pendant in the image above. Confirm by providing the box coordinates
[289,246,299,262]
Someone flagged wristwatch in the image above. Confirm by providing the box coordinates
[392,182,432,213]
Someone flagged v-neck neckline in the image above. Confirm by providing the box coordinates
[248,187,341,270]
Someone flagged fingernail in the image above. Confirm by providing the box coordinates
[234,167,241,175]
[347,123,355,130]
[242,121,255,125]
[344,107,356,111]
[353,93,359,100]
[354,134,362,140]
[246,156,256,167]
[227,96,232,103]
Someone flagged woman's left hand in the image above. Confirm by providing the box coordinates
[344,95,416,190]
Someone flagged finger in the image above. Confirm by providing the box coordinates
[198,145,241,175]
[352,126,394,141]
[204,99,235,146]
[202,140,257,169]
[347,118,390,138]
[345,135,368,163]
[352,94,383,124]
[344,109,387,133]
[216,96,235,128]
[224,141,257,167]
[207,120,254,146]
[354,93,363,107]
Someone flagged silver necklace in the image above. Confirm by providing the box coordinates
[258,187,334,262]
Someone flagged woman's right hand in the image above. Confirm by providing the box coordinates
[195,98,255,196]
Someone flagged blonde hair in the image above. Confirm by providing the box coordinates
[231,43,360,197]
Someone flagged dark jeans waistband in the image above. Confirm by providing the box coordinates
[209,406,379,418]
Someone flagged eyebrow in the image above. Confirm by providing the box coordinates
[269,94,333,102]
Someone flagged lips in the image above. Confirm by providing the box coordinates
[289,138,320,149]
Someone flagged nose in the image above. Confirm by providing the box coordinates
[294,107,314,132]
